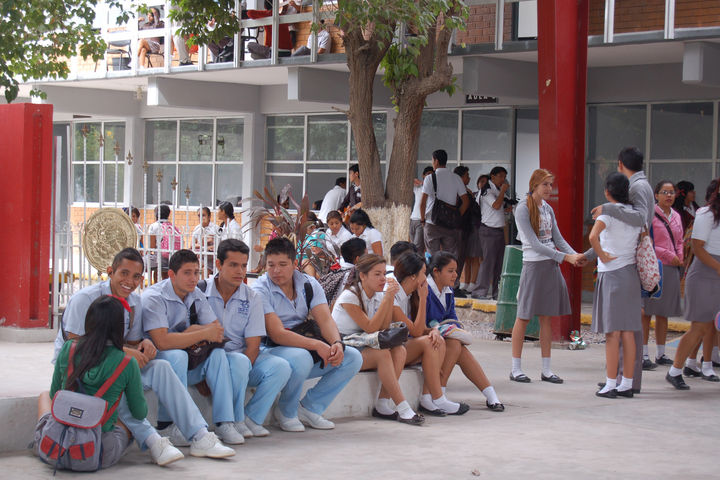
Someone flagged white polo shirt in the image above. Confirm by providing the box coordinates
[421,167,467,225]
[319,185,346,223]
[411,185,423,221]
[479,181,506,228]
[692,206,720,255]
[332,285,385,336]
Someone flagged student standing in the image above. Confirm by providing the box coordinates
[318,177,347,223]
[590,172,642,398]
[509,169,586,385]
[410,166,434,255]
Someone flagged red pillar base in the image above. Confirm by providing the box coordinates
[0,103,54,328]
[537,1,589,341]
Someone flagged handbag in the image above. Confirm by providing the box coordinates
[430,173,462,229]
[184,301,228,371]
[636,228,661,295]
[342,322,408,350]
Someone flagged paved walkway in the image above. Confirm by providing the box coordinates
[1,335,718,479]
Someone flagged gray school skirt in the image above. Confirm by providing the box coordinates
[516,259,571,319]
[683,254,720,323]
[592,264,642,333]
[642,265,682,317]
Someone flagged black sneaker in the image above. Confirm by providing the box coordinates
[642,358,658,371]
[666,372,690,390]
[655,355,673,366]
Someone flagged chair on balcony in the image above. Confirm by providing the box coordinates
[240,26,262,61]
[104,40,132,71]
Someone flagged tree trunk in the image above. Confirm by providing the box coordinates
[385,94,426,207]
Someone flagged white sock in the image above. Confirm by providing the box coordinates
[396,400,416,420]
[669,366,683,377]
[599,377,616,394]
[420,394,437,412]
[617,376,633,392]
[541,357,553,377]
[482,386,500,405]
[702,361,716,377]
[146,432,161,449]
[657,344,666,358]
[191,427,210,442]
[441,386,446,395]
[460,282,468,289]
[432,394,460,414]
[686,358,701,371]
[511,357,523,377]
[712,346,720,363]
[642,345,649,358]
[375,397,395,415]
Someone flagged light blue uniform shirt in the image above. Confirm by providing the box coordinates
[202,276,266,353]
[53,280,143,362]
[251,270,327,329]
[141,278,216,334]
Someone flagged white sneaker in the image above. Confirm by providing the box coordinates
[149,437,184,466]
[245,417,270,437]
[159,423,190,447]
[189,432,236,458]
[297,405,335,430]
[215,422,245,445]
[234,420,253,438]
[273,407,305,432]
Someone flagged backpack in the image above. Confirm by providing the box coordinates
[319,266,353,309]
[37,342,131,473]
[159,221,182,258]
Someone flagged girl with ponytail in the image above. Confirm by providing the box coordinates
[510,169,586,385]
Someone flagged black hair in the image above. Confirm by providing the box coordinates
[217,239,250,264]
[326,210,343,223]
[218,201,234,219]
[336,177,347,187]
[198,206,211,217]
[453,165,469,177]
[264,237,297,261]
[168,249,199,273]
[432,149,448,167]
[654,180,675,196]
[489,166,508,177]
[618,146,644,172]
[428,251,458,279]
[389,241,417,263]
[393,252,426,319]
[706,177,720,225]
[349,209,373,228]
[706,179,719,203]
[65,296,125,389]
[605,171,630,205]
[111,247,144,270]
[340,237,367,264]
[422,166,434,176]
[476,174,489,189]
[349,163,359,175]
[155,204,170,221]
[672,180,695,212]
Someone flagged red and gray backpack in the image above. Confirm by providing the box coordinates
[37,342,131,473]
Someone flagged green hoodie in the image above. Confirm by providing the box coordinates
[51,341,147,432]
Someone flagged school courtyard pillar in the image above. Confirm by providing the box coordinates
[537,0,589,340]
[0,103,54,330]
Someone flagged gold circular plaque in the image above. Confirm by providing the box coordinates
[82,208,138,272]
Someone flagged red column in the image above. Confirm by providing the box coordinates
[536,1,589,340]
[0,103,54,329]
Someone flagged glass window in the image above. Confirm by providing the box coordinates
[587,162,618,211]
[587,105,646,162]
[146,164,177,205]
[216,164,244,205]
[145,120,177,162]
[417,110,458,162]
[179,165,213,206]
[103,164,125,205]
[351,113,387,161]
[265,175,304,203]
[74,123,102,162]
[216,119,244,162]
[307,171,345,207]
[461,109,512,161]
[651,103,713,159]
[649,162,714,200]
[308,114,347,161]
[102,122,126,204]
[73,164,100,203]
[267,116,304,161]
[266,162,304,174]
[180,119,214,162]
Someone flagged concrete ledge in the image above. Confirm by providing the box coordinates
[0,326,58,343]
[0,368,424,454]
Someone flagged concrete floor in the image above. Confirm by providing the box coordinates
[1,336,718,479]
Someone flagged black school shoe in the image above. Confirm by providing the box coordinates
[509,372,531,383]
[398,413,425,426]
[655,355,674,366]
[446,402,470,415]
[683,367,703,378]
[701,373,720,382]
[371,408,398,421]
[642,358,658,371]
[595,388,617,398]
[540,373,564,384]
[418,405,446,417]
[486,401,505,412]
[666,372,690,390]
[615,388,634,398]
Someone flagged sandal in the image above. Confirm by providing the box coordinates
[398,413,425,426]
[486,401,505,412]
[509,372,531,383]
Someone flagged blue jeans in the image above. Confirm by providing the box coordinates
[157,348,235,424]
[265,345,362,418]
[116,358,208,449]
[227,351,292,424]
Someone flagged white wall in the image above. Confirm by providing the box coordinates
[514,109,539,197]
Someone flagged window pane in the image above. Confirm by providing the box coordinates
[145,120,177,162]
[179,165,213,206]
[306,162,347,171]
[266,162,303,174]
[103,164,125,204]
[588,105,646,161]
[351,113,387,161]
[180,119,214,162]
[216,118,244,162]
[417,111,458,162]
[649,162,714,200]
[103,122,125,163]
[216,164,243,205]
[587,162,617,214]
[267,116,304,161]
[73,164,100,203]
[307,171,344,208]
[651,103,713,159]
[308,114,347,161]
[74,123,102,162]
[461,109,512,161]
[265,175,304,204]
[145,164,177,205]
